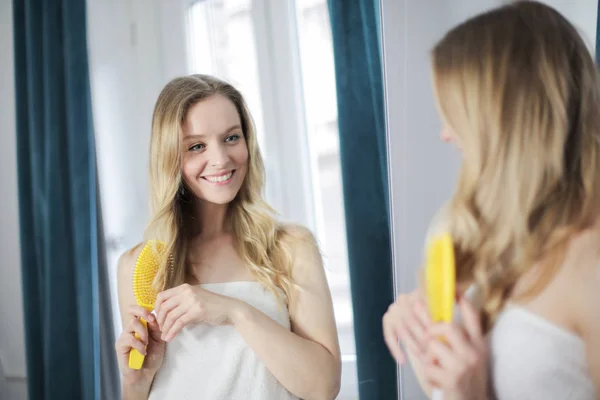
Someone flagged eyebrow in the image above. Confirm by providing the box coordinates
[183,124,242,141]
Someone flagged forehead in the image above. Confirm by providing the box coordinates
[182,94,241,137]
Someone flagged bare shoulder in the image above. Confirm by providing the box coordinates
[564,227,600,390]
[279,223,317,244]
[565,228,600,284]
[278,223,323,279]
[563,229,600,334]
[117,242,145,282]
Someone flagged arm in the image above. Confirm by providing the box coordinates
[116,244,160,400]
[583,301,600,394]
[231,226,341,400]
[120,383,152,400]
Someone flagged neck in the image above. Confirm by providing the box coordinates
[189,199,231,239]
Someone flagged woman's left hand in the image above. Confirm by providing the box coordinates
[422,297,489,400]
[154,283,244,342]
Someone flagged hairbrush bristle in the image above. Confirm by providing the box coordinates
[132,240,164,309]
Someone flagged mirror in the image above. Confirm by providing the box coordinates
[380,1,599,399]
[87,0,394,399]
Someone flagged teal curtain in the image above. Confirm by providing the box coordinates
[12,0,100,398]
[327,1,397,398]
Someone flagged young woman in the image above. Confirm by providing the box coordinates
[383,2,600,399]
[115,75,341,400]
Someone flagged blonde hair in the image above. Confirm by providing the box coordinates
[431,1,600,330]
[143,74,294,302]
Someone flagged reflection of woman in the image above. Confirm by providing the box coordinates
[114,75,341,400]
[384,2,600,399]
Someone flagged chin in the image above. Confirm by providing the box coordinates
[198,193,239,206]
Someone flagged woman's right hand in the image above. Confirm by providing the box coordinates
[383,288,432,365]
[115,305,166,385]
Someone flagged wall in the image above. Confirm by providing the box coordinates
[380,1,597,399]
[0,0,28,399]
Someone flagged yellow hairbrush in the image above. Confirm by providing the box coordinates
[425,232,456,324]
[128,240,163,370]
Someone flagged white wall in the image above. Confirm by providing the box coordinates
[0,0,28,399]
[381,1,597,399]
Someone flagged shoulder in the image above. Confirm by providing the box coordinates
[564,228,600,287]
[277,223,322,277]
[278,223,319,251]
[279,224,317,246]
[116,243,147,322]
[563,229,600,335]
[117,243,145,278]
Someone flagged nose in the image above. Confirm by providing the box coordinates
[208,143,230,167]
[440,126,454,143]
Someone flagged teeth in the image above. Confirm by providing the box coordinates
[206,172,233,183]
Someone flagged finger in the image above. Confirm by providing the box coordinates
[155,283,188,310]
[127,304,151,320]
[163,313,190,342]
[459,297,482,344]
[428,323,472,359]
[155,289,176,317]
[161,304,188,338]
[128,334,147,355]
[422,359,453,389]
[405,311,428,351]
[156,296,182,328]
[116,333,146,356]
[146,317,164,342]
[383,314,406,364]
[399,310,429,357]
[426,339,459,371]
[399,325,425,360]
[413,299,432,329]
[126,317,149,344]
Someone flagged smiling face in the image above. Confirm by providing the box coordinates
[180,94,249,205]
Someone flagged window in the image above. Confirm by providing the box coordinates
[184,0,357,396]
[186,0,266,151]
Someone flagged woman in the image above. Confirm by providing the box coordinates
[383,2,600,399]
[114,74,341,400]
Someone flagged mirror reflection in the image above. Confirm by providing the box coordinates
[87,0,392,399]
[380,1,600,400]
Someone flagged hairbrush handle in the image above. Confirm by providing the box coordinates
[425,233,456,400]
[128,317,148,370]
[425,233,455,324]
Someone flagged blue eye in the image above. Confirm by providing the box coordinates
[226,134,241,143]
[189,143,205,151]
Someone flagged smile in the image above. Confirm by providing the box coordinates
[202,170,234,185]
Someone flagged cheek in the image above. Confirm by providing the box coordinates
[181,153,208,179]
[231,144,249,167]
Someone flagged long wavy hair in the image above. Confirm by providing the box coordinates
[431,1,600,331]
[143,74,294,302]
